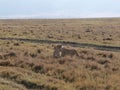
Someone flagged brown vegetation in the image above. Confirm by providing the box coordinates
[0,18,120,46]
[0,39,119,89]
[0,19,120,89]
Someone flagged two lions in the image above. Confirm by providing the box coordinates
[53,44,79,58]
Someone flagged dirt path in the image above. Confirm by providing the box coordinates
[0,37,120,52]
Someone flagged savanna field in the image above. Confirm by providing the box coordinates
[0,18,120,90]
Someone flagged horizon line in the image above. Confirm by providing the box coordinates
[0,17,120,20]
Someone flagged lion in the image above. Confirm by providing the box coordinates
[53,44,79,58]
[53,44,62,58]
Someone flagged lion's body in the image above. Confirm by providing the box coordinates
[61,47,79,57]
[53,45,79,58]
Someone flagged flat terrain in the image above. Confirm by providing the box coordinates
[0,18,120,46]
[0,18,120,90]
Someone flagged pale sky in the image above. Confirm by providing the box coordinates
[0,0,120,18]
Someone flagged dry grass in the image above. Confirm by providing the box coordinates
[0,19,120,46]
[0,39,119,90]
[0,19,120,89]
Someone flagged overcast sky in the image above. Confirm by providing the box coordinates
[0,0,120,18]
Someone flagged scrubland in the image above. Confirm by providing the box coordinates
[0,19,120,90]
[0,18,120,46]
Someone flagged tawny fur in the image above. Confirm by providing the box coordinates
[53,44,79,58]
[61,46,79,57]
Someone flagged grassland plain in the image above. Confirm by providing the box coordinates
[0,18,120,46]
[0,18,120,90]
